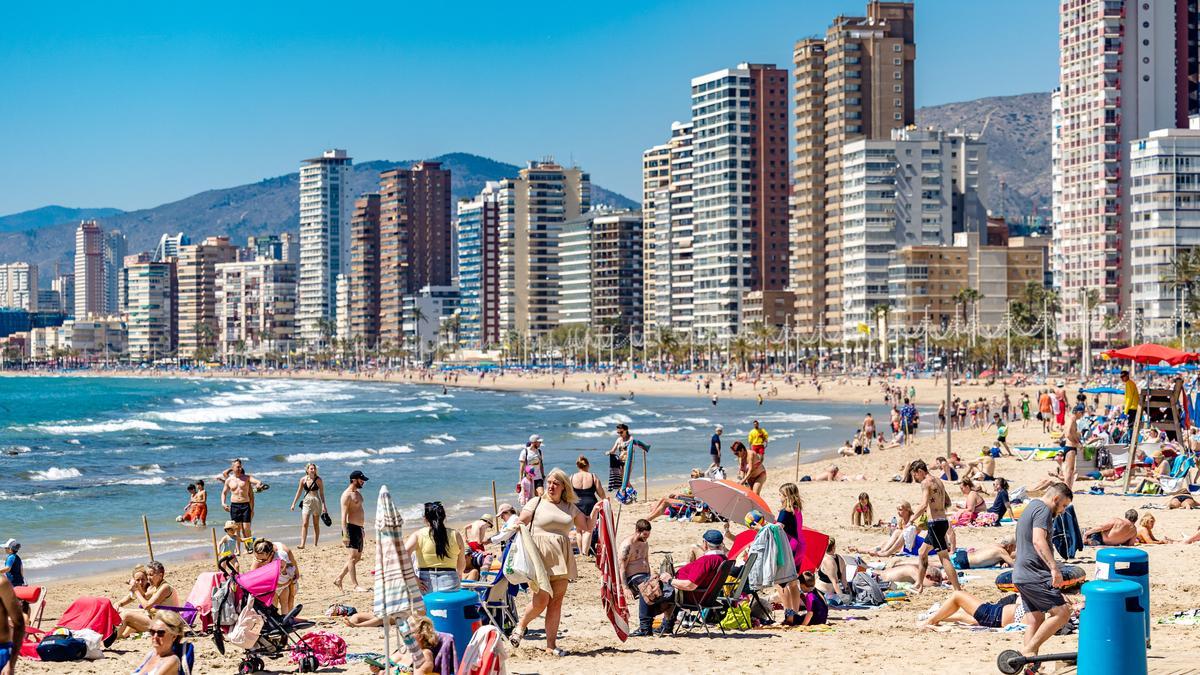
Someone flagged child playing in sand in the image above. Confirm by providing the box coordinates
[795,571,828,626]
[851,492,874,527]
[365,616,442,674]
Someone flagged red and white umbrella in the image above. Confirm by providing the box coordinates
[593,499,629,641]
[688,478,776,525]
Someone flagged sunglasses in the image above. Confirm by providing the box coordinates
[149,629,170,638]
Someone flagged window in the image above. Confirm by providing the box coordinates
[894,98,902,107]
[893,71,902,79]
[893,44,902,52]
[893,58,901,66]
[894,84,902,92]
[894,112,902,120]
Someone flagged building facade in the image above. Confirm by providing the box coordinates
[378,162,453,348]
[647,121,696,333]
[1054,0,1200,336]
[154,233,190,262]
[456,183,501,348]
[642,143,671,328]
[347,193,382,349]
[74,220,106,318]
[214,259,297,357]
[123,260,175,361]
[791,1,917,336]
[558,210,644,332]
[176,236,238,359]
[297,149,352,346]
[690,63,789,338]
[103,230,127,316]
[839,127,987,333]
[0,263,38,311]
[497,161,591,337]
[402,285,460,362]
[1130,125,1200,338]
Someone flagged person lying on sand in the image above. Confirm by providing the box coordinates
[1083,509,1140,546]
[917,591,1025,630]
[1168,492,1199,509]
[801,465,866,482]
[1137,514,1174,544]
[877,564,945,588]
[886,537,1015,570]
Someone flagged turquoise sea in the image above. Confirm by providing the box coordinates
[0,375,883,579]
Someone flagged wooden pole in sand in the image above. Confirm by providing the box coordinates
[643,449,649,500]
[142,515,155,561]
[794,440,801,483]
[491,480,499,524]
[211,527,220,569]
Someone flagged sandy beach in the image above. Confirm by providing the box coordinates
[11,371,1200,674]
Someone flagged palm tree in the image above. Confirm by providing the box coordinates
[730,336,753,372]
[749,322,772,371]
[652,327,679,370]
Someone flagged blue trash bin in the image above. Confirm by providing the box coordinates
[1096,547,1149,644]
[425,589,481,665]
[1078,580,1147,675]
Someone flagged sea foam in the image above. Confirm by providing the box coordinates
[27,467,82,481]
[37,419,162,435]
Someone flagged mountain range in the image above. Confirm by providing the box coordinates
[0,91,1053,276]
[0,153,637,277]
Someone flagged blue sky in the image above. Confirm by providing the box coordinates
[0,0,1057,215]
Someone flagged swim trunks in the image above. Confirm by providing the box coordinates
[345,523,364,551]
[0,641,11,673]
[972,594,1016,628]
[925,519,951,551]
[1014,581,1066,613]
[229,501,252,523]
[1084,532,1103,546]
[952,549,970,570]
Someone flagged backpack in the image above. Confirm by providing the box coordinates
[36,634,88,662]
[1095,446,1113,470]
[851,571,886,606]
[211,582,239,628]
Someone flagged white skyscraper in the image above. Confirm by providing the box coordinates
[297,149,352,346]
[0,263,38,311]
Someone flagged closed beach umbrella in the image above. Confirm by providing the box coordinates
[374,485,426,671]
[688,478,776,525]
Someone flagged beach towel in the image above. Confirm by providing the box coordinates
[1052,504,1083,559]
[747,523,797,590]
[432,631,456,675]
[291,630,347,667]
[374,485,428,669]
[55,597,122,643]
[457,624,508,675]
[183,572,222,629]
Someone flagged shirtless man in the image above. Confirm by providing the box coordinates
[1062,405,1083,491]
[0,574,25,675]
[877,564,944,587]
[888,536,1016,571]
[335,470,369,592]
[1083,509,1139,546]
[618,519,651,595]
[905,460,961,594]
[220,459,263,549]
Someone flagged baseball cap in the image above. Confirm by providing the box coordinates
[715,424,724,432]
[349,470,369,481]
[497,503,516,516]
[2,538,17,550]
[702,530,723,546]
[529,434,543,443]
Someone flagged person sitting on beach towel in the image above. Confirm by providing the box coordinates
[117,561,180,639]
[849,502,916,557]
[917,591,1025,630]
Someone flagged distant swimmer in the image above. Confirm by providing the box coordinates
[711,394,718,407]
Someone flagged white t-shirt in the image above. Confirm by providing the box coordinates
[519,445,545,480]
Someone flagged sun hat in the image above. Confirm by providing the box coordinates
[223,520,238,532]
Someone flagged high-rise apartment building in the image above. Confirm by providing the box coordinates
[791,1,916,336]
[558,210,644,332]
[119,252,153,312]
[53,272,75,318]
[154,233,190,262]
[214,259,297,357]
[347,193,382,349]
[497,160,590,336]
[103,230,127,316]
[649,122,696,333]
[176,236,238,359]
[690,63,789,337]
[456,183,501,348]
[1054,0,1200,336]
[378,162,453,347]
[839,127,987,332]
[298,149,352,346]
[1130,123,1200,338]
[642,143,672,328]
[0,263,38,311]
[124,260,175,361]
[74,220,106,318]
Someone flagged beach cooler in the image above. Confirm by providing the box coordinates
[1095,548,1150,645]
[424,589,480,666]
[1078,580,1146,675]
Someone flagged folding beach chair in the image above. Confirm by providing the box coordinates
[13,586,46,629]
[667,558,736,637]
[714,552,770,625]
[462,544,519,636]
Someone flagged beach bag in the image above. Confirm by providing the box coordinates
[71,628,105,660]
[719,602,752,630]
[211,583,239,628]
[637,577,663,604]
[851,572,885,606]
[291,630,347,667]
[225,600,264,649]
[502,532,532,585]
[1095,445,1113,470]
[36,634,88,662]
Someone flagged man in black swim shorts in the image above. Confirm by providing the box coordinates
[905,460,961,595]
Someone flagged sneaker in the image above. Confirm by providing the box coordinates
[628,628,653,637]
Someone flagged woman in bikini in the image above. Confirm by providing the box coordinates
[289,463,327,549]
[131,609,188,674]
[732,441,766,494]
[570,455,606,556]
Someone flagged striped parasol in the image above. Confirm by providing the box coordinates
[594,499,630,641]
[374,485,426,670]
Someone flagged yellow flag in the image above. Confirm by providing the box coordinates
[857,322,870,334]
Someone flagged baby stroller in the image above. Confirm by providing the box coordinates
[212,556,321,673]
